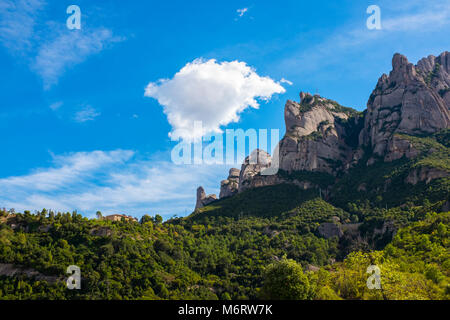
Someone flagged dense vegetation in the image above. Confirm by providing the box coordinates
[0,193,448,300]
[331,130,450,208]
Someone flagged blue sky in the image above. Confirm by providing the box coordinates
[0,0,449,219]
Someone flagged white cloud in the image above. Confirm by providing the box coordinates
[237,8,248,18]
[74,105,101,122]
[280,78,293,86]
[145,59,285,140]
[0,150,228,218]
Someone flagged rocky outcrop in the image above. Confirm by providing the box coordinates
[318,222,343,239]
[0,263,60,283]
[416,52,450,106]
[193,52,450,210]
[384,135,419,162]
[195,187,217,209]
[279,92,360,174]
[405,167,449,185]
[359,52,450,160]
[89,227,113,237]
[219,168,240,198]
[238,149,274,192]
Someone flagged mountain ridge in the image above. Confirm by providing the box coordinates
[196,52,450,209]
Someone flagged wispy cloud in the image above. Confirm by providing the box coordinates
[0,1,123,89]
[34,27,122,89]
[0,150,134,192]
[280,78,293,86]
[0,150,228,218]
[0,0,45,53]
[276,0,450,78]
[383,4,450,31]
[74,105,101,123]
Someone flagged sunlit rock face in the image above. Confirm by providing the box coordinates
[219,168,240,199]
[193,52,450,209]
[359,52,450,161]
[279,92,361,175]
[238,149,275,193]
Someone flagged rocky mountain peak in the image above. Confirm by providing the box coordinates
[390,53,417,84]
[280,92,360,174]
[360,51,450,159]
[300,91,314,104]
[193,52,449,210]
[195,186,217,209]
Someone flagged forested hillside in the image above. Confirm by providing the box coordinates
[0,182,448,299]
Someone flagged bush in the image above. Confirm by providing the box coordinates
[260,258,311,300]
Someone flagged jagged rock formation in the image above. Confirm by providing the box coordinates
[417,52,450,108]
[279,92,362,174]
[219,168,240,198]
[195,187,217,209]
[238,149,281,192]
[194,52,450,210]
[360,52,450,162]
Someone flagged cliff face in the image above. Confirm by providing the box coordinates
[279,92,362,174]
[238,149,275,192]
[194,52,450,209]
[359,52,450,162]
[219,168,240,198]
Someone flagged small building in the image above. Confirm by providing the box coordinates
[104,214,138,222]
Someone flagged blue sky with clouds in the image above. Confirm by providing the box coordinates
[0,0,449,219]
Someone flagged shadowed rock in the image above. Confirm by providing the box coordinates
[195,186,217,209]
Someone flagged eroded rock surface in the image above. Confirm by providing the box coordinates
[238,149,274,192]
[0,263,60,283]
[360,52,450,159]
[195,187,217,209]
[406,167,449,185]
[279,92,361,174]
[193,52,450,210]
[219,168,240,198]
